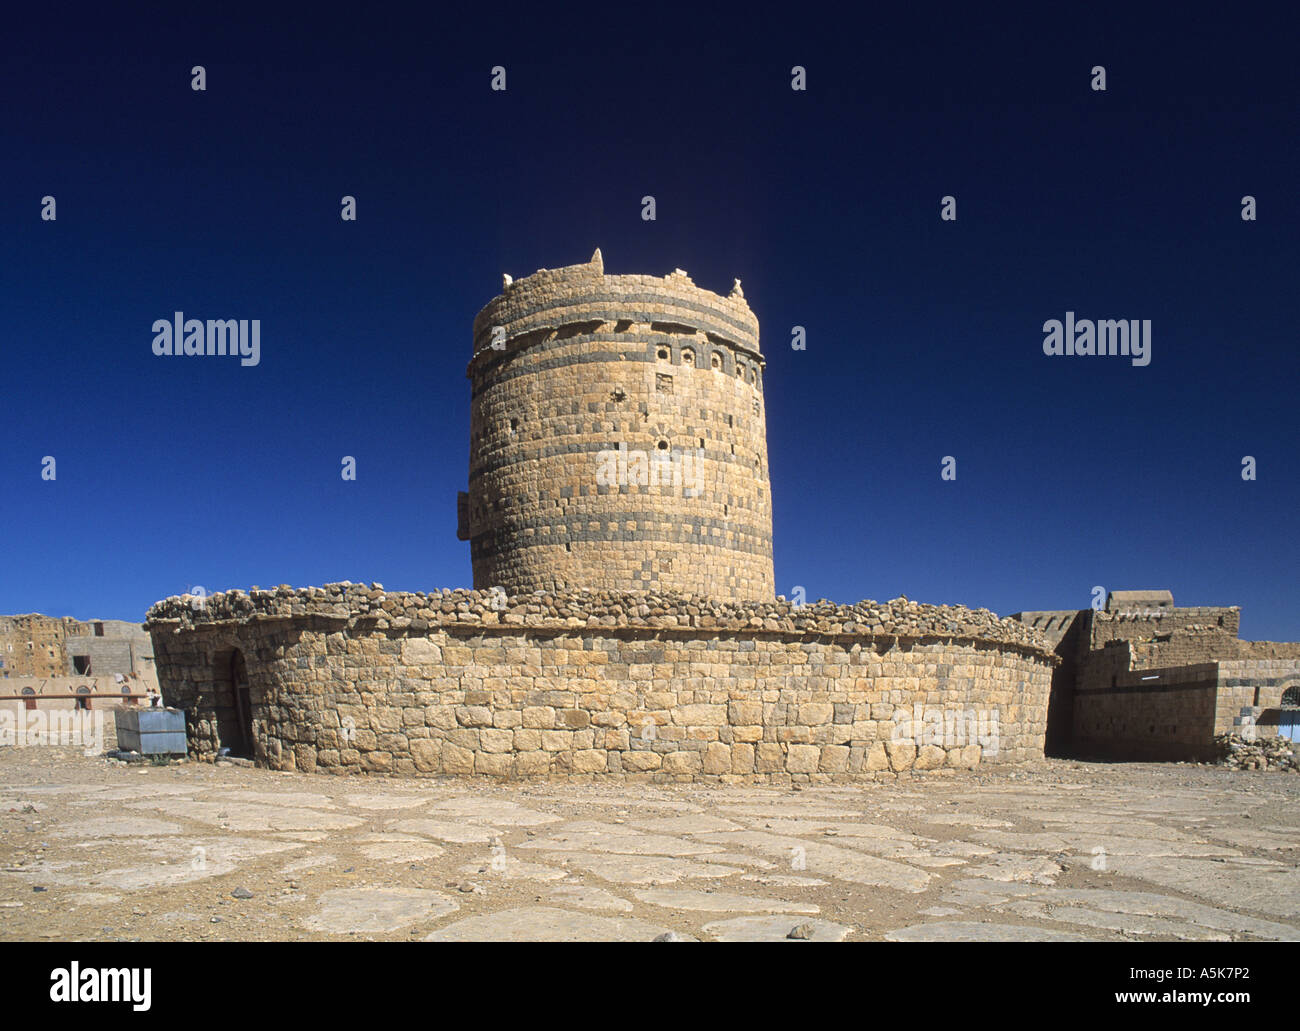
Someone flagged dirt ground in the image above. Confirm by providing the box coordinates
[2,738,1298,942]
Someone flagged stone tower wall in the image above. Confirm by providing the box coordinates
[463,252,775,600]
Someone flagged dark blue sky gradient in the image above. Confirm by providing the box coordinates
[2,5,1296,639]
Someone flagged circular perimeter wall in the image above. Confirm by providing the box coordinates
[146,585,1057,782]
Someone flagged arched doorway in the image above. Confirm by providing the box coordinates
[229,650,254,757]
[21,687,36,711]
[1279,686,1300,742]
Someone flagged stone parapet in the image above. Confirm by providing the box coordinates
[145,584,1056,782]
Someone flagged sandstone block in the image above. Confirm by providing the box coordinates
[516,750,552,776]
[492,709,523,729]
[865,742,890,771]
[798,703,834,725]
[442,743,475,774]
[410,738,440,772]
[475,752,514,777]
[456,705,493,727]
[513,728,541,751]
[622,750,662,772]
[541,730,573,751]
[663,751,703,774]
[522,706,556,729]
[480,728,514,753]
[819,745,850,773]
[702,742,731,775]
[572,749,609,773]
[728,700,763,725]
[560,708,591,729]
[915,745,946,770]
[401,638,442,664]
[786,744,820,774]
[885,740,916,771]
[756,743,785,772]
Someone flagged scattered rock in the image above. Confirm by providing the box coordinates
[1214,734,1298,772]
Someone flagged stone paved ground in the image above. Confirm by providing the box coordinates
[2,744,1298,942]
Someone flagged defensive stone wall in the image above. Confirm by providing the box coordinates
[1215,657,1300,733]
[146,584,1056,782]
[1089,606,1240,653]
[1074,644,1300,759]
[1073,659,1222,760]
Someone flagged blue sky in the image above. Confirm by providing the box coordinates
[2,4,1296,639]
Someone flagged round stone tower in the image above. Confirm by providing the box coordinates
[459,249,775,600]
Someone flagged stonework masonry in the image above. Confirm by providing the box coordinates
[462,251,774,600]
[146,585,1055,781]
[1013,590,1300,760]
[144,256,1296,778]
[0,614,153,680]
[0,614,159,718]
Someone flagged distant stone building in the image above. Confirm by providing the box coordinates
[0,613,158,716]
[1012,591,1300,760]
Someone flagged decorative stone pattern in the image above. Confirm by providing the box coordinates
[145,584,1056,781]
[463,251,775,600]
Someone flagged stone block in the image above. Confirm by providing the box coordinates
[522,706,556,729]
[786,744,820,773]
[885,739,916,772]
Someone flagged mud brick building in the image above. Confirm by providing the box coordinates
[0,613,158,716]
[1013,590,1300,760]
